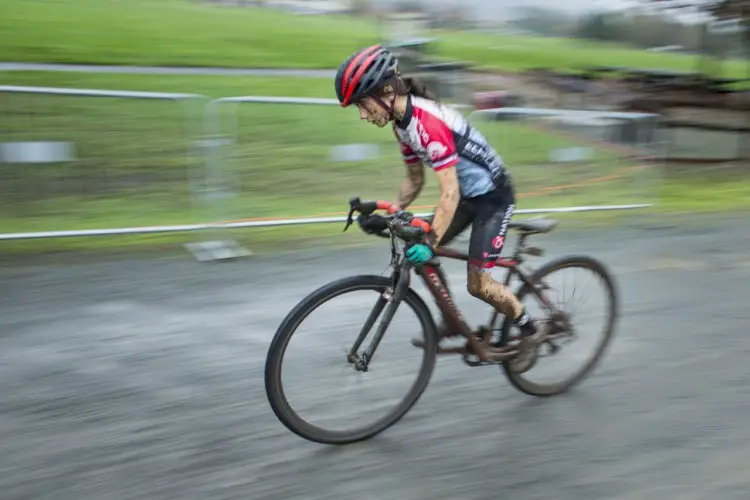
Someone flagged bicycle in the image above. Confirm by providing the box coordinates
[264,197,619,445]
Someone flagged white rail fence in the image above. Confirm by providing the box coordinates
[0,85,664,261]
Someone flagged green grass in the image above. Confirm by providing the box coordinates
[433,31,749,78]
[1,0,379,69]
[1,71,748,257]
[2,0,748,79]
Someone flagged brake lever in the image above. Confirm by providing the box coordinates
[344,196,362,232]
[343,205,355,232]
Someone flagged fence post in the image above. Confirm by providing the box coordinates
[198,96,351,259]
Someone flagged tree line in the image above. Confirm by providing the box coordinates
[511,6,745,58]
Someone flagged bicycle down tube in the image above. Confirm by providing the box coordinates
[418,262,507,363]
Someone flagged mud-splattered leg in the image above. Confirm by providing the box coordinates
[466,265,524,320]
[466,263,544,371]
[465,186,548,354]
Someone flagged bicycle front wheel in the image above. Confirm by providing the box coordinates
[264,275,438,445]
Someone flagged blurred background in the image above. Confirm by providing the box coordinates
[1,0,748,256]
[1,0,749,499]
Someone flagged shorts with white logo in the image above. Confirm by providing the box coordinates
[436,181,515,270]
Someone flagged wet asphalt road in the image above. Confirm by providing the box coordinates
[2,215,750,500]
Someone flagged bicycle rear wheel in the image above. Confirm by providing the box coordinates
[264,274,438,445]
[498,255,619,397]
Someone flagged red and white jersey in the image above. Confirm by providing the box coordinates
[393,95,507,198]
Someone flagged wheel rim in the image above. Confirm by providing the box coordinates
[267,281,436,441]
[503,259,618,394]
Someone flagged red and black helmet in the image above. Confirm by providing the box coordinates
[335,45,399,107]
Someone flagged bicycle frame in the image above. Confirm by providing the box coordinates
[348,228,558,369]
[421,233,557,363]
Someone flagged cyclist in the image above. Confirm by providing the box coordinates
[335,45,547,358]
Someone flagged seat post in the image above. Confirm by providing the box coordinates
[512,232,528,262]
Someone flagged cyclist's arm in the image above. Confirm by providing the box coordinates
[395,161,424,210]
[428,166,460,250]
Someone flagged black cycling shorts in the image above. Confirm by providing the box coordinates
[437,181,515,270]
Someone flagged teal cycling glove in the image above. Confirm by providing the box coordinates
[405,243,433,264]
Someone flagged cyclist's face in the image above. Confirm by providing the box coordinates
[356,97,389,128]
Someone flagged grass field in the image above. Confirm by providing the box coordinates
[2,71,749,257]
[3,0,748,79]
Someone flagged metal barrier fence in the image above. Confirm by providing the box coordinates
[0,85,208,238]
[467,107,665,211]
[201,97,663,258]
[0,86,664,261]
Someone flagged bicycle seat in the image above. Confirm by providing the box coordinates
[508,216,557,234]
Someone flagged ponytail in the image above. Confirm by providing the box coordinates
[378,74,439,102]
[402,76,439,101]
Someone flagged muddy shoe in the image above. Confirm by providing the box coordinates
[508,321,549,374]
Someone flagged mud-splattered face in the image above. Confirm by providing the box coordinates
[355,96,391,128]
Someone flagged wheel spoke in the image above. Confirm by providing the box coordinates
[498,256,618,397]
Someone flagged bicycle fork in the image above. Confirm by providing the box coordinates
[346,264,411,372]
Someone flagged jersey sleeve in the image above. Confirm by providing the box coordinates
[393,129,420,165]
[417,112,459,171]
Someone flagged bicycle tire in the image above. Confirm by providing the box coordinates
[498,255,619,397]
[264,274,439,445]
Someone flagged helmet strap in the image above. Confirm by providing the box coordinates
[372,94,398,121]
